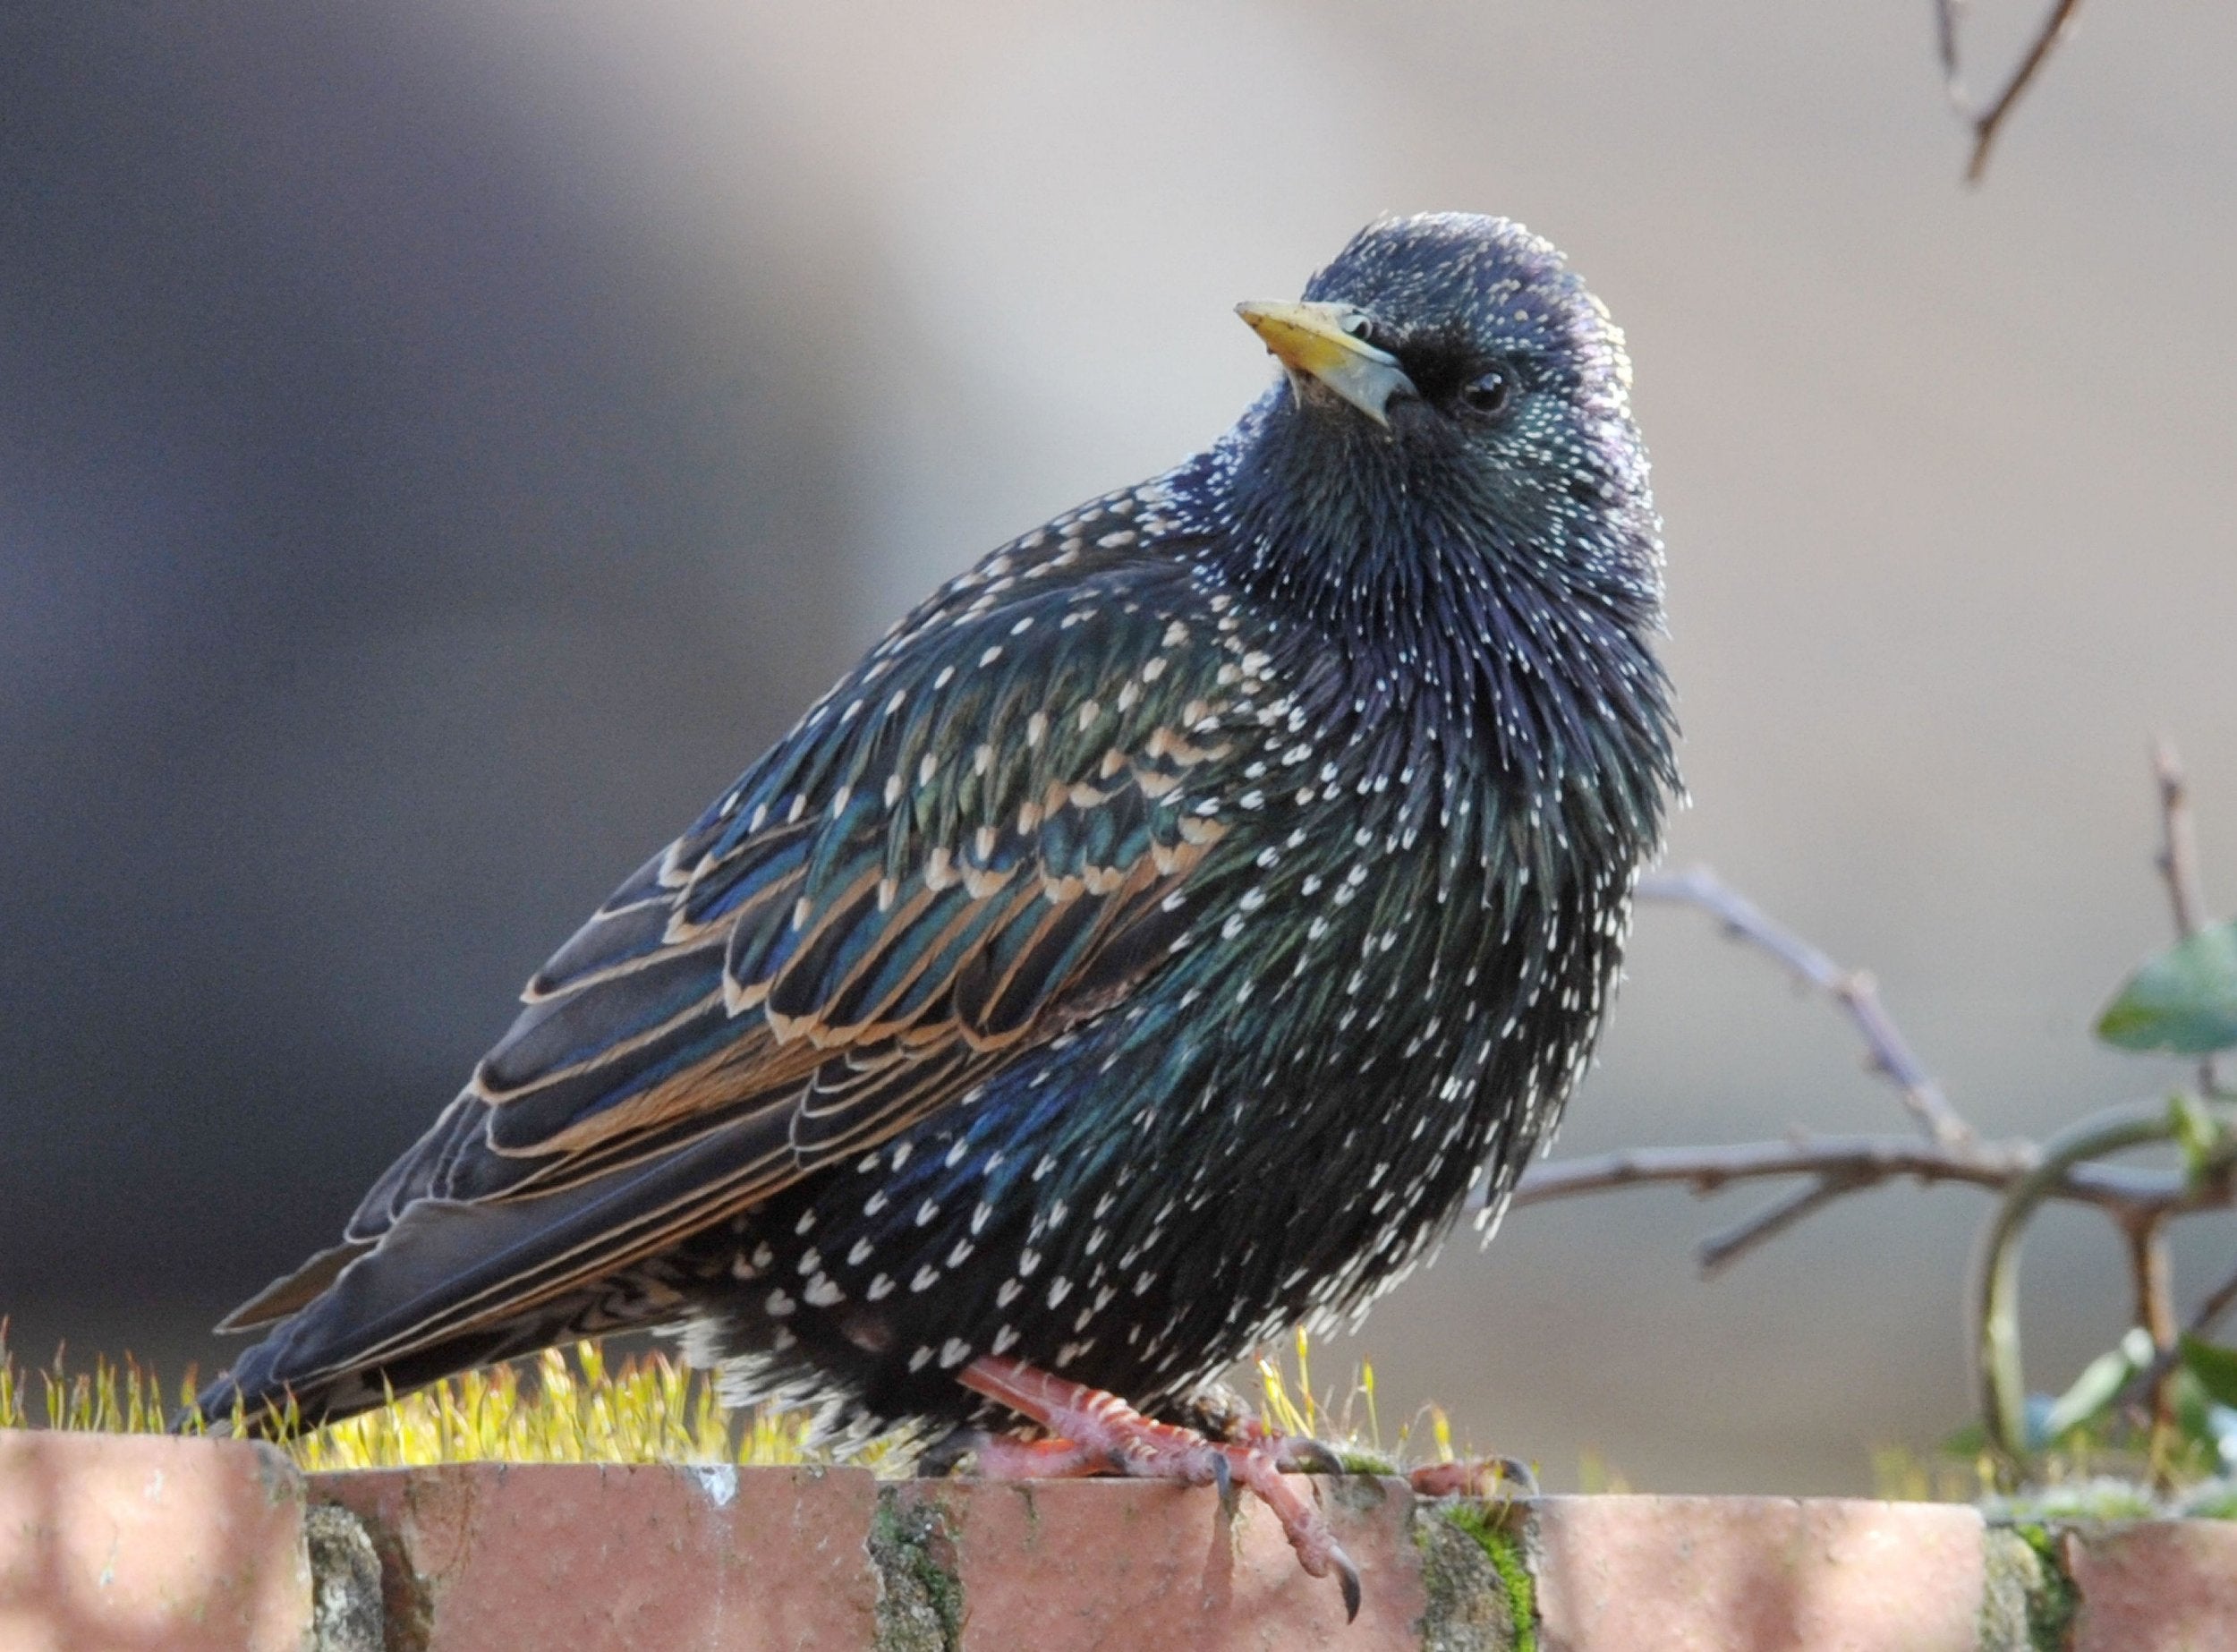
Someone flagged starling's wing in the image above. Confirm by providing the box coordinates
[215,546,1255,1394]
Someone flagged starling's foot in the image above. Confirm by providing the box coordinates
[960,1355,1363,1622]
[1408,1455,1537,1499]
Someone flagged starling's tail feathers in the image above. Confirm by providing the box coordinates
[190,1116,775,1431]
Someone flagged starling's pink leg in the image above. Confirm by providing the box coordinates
[960,1355,1363,1621]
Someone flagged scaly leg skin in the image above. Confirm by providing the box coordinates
[959,1355,1363,1622]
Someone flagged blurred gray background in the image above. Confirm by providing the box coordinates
[4,1,2234,1493]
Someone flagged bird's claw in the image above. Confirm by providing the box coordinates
[1272,1435,1347,1476]
[1209,1444,1237,1517]
[1333,1546,1364,1622]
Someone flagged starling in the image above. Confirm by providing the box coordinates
[200,213,1676,1612]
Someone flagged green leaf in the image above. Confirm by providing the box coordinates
[2097,921,2237,1055]
[2040,1327,2155,1443]
[2180,1333,2237,1409]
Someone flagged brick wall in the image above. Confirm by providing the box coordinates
[3,1433,2231,1649]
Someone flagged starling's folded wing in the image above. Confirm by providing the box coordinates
[216,550,1259,1384]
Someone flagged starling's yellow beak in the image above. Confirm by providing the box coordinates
[1236,300,1416,428]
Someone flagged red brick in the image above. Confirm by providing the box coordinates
[0,1431,312,1652]
[313,1462,880,1652]
[1531,1495,1986,1652]
[894,1472,1425,1650]
[2066,1520,2237,1652]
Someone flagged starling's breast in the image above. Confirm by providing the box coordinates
[1080,679,1633,1336]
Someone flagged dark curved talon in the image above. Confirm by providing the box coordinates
[1490,1455,1537,1496]
[1280,1436,1347,1476]
[1209,1446,1237,1516]
[1331,1542,1363,1623]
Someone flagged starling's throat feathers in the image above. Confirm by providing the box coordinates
[200,213,1677,1467]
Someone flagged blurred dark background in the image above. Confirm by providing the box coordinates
[4,2,2234,1492]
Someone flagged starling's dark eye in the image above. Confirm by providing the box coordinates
[1459,365,1516,420]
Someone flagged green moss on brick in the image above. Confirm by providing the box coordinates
[1413,1498,1531,1652]
[869,1492,962,1652]
[1451,1503,1536,1652]
[2008,1523,2079,1651]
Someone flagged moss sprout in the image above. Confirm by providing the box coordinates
[1,1324,824,1470]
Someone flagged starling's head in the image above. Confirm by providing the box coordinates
[1224,213,1657,629]
[1217,212,1671,799]
[1241,213,1636,433]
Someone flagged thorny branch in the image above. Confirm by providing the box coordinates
[1935,0,2088,183]
[1633,866,1972,1147]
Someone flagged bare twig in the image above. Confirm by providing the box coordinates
[2120,1251,2237,1419]
[1935,0,1962,90]
[2115,1213,2182,1484]
[2152,738,2224,1095]
[1507,865,2221,1273]
[2153,740,2210,939]
[1697,1172,1872,1275]
[1935,0,2088,183]
[2191,1260,2237,1345]
[1637,867,1973,1146]
[1507,1128,2231,1273]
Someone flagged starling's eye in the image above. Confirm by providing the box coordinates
[1459,365,1516,420]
